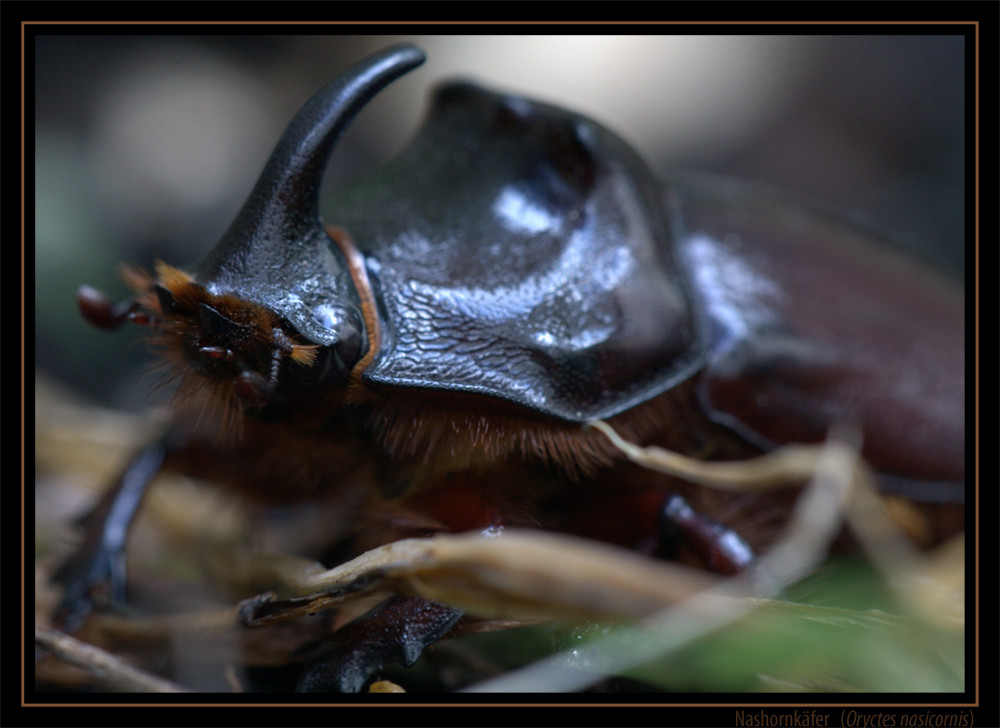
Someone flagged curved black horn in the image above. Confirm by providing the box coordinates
[237,44,426,235]
[193,44,426,345]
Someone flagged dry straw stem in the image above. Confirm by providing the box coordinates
[242,530,722,626]
[461,422,961,692]
[586,419,952,619]
[37,389,960,692]
[35,625,193,693]
[245,420,956,634]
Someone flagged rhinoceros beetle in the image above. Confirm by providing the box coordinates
[54,44,965,692]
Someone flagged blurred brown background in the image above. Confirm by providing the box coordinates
[32,33,967,409]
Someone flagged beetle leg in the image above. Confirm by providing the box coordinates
[50,440,167,633]
[296,596,462,693]
[657,494,755,575]
[292,474,503,692]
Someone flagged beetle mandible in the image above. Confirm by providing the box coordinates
[58,44,964,692]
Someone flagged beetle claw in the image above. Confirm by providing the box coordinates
[657,494,755,575]
[296,596,462,693]
[50,442,167,634]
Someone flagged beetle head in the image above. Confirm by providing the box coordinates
[130,262,320,420]
[77,45,426,425]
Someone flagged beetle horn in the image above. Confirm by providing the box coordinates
[194,44,426,346]
[229,44,425,240]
